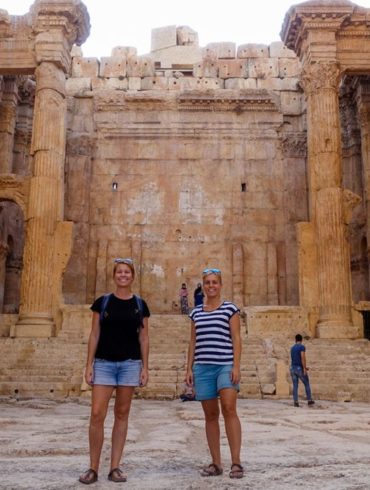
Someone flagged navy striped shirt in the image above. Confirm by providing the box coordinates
[189,301,240,365]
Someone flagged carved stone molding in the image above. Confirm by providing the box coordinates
[281,134,307,158]
[300,62,340,95]
[343,188,362,224]
[94,89,279,114]
[0,175,29,214]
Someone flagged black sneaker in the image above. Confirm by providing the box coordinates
[308,400,315,406]
[294,402,299,407]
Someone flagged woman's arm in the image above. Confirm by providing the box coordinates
[139,317,149,386]
[185,321,196,386]
[84,312,100,385]
[230,312,242,385]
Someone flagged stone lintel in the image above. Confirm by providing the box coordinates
[0,42,36,74]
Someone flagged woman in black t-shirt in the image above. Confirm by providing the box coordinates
[79,259,150,484]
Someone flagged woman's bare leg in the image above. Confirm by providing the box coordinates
[110,386,135,470]
[89,385,115,472]
[220,388,241,465]
[201,398,221,467]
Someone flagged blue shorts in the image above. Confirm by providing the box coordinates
[193,364,240,401]
[93,359,142,386]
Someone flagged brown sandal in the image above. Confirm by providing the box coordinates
[229,463,244,479]
[79,468,98,484]
[200,463,223,477]
[108,467,127,482]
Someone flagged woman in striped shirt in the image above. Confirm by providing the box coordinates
[185,268,244,479]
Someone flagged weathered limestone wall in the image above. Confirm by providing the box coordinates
[63,37,307,312]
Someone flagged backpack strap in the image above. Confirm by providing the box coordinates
[134,294,144,327]
[100,293,112,325]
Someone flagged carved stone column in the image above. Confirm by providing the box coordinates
[301,62,358,338]
[13,0,90,337]
[0,77,18,174]
[355,80,370,291]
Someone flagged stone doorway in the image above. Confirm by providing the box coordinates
[0,201,24,313]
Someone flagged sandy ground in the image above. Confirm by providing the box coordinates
[0,397,370,490]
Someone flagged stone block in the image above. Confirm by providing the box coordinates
[99,57,126,78]
[65,77,91,95]
[128,77,141,90]
[224,78,245,89]
[91,78,128,91]
[218,59,248,79]
[72,57,99,78]
[244,78,257,89]
[141,77,169,90]
[168,78,182,90]
[280,91,303,115]
[248,58,279,79]
[193,59,218,78]
[269,41,297,58]
[205,42,236,59]
[127,56,155,77]
[237,44,268,59]
[257,77,299,91]
[178,77,200,90]
[278,58,301,78]
[199,78,224,90]
[151,25,177,51]
[111,46,137,57]
[261,383,275,395]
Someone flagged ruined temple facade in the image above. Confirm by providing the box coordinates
[1,0,370,345]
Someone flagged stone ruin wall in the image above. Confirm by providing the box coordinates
[63,26,309,314]
[0,10,369,326]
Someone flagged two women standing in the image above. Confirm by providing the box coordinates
[80,263,243,483]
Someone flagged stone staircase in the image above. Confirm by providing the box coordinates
[0,310,370,401]
[304,338,370,402]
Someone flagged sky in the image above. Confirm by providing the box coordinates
[3,0,370,58]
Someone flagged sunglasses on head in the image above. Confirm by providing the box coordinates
[202,268,221,275]
[114,258,134,265]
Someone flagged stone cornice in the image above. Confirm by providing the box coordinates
[281,1,355,57]
[94,89,280,113]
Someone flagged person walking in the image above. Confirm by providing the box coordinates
[185,268,244,479]
[79,258,150,484]
[290,333,315,407]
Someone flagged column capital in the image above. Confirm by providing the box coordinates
[300,62,340,95]
[31,0,90,72]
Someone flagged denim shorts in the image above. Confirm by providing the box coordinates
[93,358,142,386]
[193,363,240,401]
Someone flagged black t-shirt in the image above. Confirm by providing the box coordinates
[91,294,150,362]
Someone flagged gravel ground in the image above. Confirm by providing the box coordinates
[0,397,370,489]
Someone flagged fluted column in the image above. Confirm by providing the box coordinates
[301,62,357,338]
[12,0,90,337]
[15,62,66,336]
[0,77,18,174]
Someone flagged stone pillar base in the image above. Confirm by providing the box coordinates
[316,323,360,339]
[11,314,55,338]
